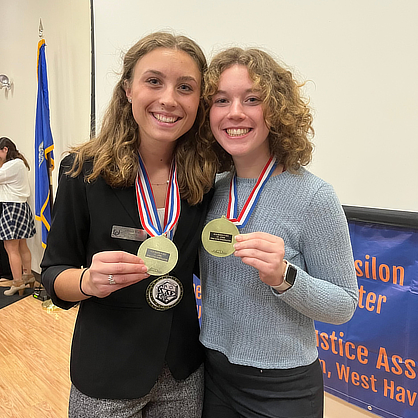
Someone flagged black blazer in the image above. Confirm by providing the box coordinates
[41,156,213,399]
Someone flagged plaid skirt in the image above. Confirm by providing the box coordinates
[0,202,36,240]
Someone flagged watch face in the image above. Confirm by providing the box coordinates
[285,264,297,286]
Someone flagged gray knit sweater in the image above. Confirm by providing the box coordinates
[199,168,358,369]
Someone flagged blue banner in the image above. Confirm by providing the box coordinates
[316,221,418,418]
[35,38,54,248]
[194,274,202,324]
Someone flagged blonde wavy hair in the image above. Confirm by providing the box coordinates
[68,31,217,205]
[202,47,314,173]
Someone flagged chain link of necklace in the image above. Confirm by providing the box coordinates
[151,179,170,186]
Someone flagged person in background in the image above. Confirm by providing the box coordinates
[199,47,358,418]
[41,32,217,418]
[0,137,36,296]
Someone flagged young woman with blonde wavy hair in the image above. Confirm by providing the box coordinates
[199,47,358,418]
[41,31,217,417]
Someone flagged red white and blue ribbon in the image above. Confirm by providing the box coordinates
[227,156,277,229]
[135,154,180,240]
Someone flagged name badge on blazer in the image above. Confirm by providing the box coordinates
[111,225,147,242]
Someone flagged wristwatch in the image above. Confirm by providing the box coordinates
[271,260,297,292]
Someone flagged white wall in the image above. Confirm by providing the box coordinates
[0,0,91,272]
[94,0,418,212]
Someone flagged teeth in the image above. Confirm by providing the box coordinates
[154,113,178,123]
[226,128,250,136]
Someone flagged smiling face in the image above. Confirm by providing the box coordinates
[209,64,271,169]
[125,48,201,148]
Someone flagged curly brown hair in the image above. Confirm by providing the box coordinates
[202,47,314,173]
[68,31,217,205]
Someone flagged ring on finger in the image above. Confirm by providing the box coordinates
[108,274,116,285]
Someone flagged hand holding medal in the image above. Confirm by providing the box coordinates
[202,156,277,257]
[233,231,287,287]
[135,154,183,310]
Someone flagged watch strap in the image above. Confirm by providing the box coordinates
[271,260,295,292]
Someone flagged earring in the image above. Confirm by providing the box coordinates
[128,98,132,103]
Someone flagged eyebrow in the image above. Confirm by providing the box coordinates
[214,88,258,95]
[143,70,198,84]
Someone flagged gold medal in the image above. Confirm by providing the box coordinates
[137,235,178,276]
[201,216,239,257]
[146,275,183,311]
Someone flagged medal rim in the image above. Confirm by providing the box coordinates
[146,275,183,311]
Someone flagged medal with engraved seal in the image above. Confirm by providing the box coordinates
[146,275,183,311]
[135,153,183,309]
[202,156,277,257]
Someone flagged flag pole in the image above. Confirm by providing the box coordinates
[38,18,54,211]
[35,21,55,249]
[46,150,54,210]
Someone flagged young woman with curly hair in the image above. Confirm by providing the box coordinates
[41,32,217,417]
[199,48,358,418]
